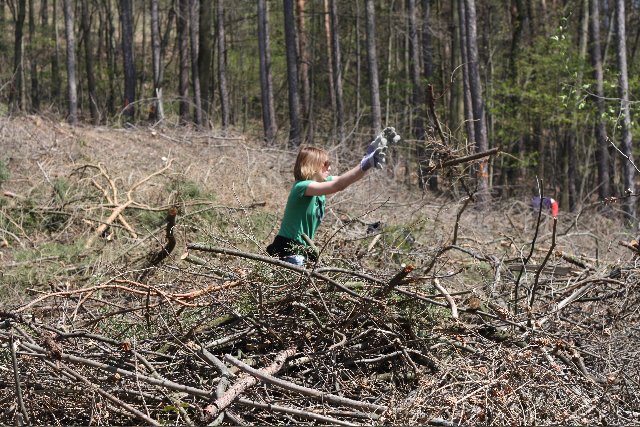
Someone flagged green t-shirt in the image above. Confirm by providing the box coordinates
[278,178,332,246]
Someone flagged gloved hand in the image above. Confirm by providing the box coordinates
[381,126,402,145]
[360,145,387,171]
[360,127,402,171]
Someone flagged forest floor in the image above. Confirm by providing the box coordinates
[1,116,639,425]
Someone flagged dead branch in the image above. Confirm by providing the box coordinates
[426,84,447,146]
[18,341,215,400]
[204,347,296,420]
[186,243,380,303]
[529,217,558,310]
[138,206,178,281]
[54,362,161,426]
[235,398,362,426]
[433,278,459,320]
[426,147,500,174]
[224,352,388,414]
[9,333,30,426]
[84,159,173,249]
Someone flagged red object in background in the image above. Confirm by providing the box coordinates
[531,196,559,217]
[550,199,559,217]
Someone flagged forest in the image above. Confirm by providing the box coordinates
[1,0,640,425]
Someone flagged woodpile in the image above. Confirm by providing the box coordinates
[2,213,639,425]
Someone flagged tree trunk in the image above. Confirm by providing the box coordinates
[296,0,311,134]
[28,0,39,111]
[323,0,337,121]
[120,0,135,120]
[590,0,611,200]
[458,0,475,146]
[81,0,98,123]
[365,0,381,133]
[178,0,189,124]
[448,0,462,134]
[150,0,165,122]
[62,0,77,125]
[408,0,423,140]
[190,0,202,127]
[422,0,433,80]
[11,0,26,112]
[566,0,590,212]
[329,0,344,142]
[283,0,302,145]
[464,0,489,205]
[258,0,277,144]
[198,0,213,121]
[104,0,117,115]
[566,133,578,212]
[217,0,230,129]
[615,0,635,223]
[51,0,62,102]
[0,0,5,53]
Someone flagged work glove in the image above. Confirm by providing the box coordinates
[360,145,387,171]
[360,127,402,171]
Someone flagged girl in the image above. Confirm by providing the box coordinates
[267,128,400,265]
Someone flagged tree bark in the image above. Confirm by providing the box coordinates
[590,0,611,200]
[62,0,77,125]
[283,0,302,145]
[11,0,26,112]
[150,0,165,122]
[198,0,213,121]
[296,0,311,133]
[190,0,202,127]
[323,0,337,120]
[458,0,475,147]
[365,0,381,133]
[408,0,424,140]
[329,0,344,142]
[422,0,433,80]
[178,0,189,124]
[615,0,635,223]
[81,0,98,123]
[448,0,462,137]
[52,0,62,102]
[258,0,277,143]
[464,0,489,205]
[102,0,117,115]
[119,0,136,120]
[566,0,590,212]
[28,0,39,111]
[0,0,5,53]
[217,0,230,129]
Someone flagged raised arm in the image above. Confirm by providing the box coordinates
[305,127,401,197]
[305,164,367,196]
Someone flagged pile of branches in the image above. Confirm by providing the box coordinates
[2,216,639,425]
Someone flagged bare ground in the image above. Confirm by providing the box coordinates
[1,116,639,425]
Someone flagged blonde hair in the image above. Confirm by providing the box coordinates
[294,146,328,181]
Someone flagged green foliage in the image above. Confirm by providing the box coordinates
[1,240,88,301]
[131,209,166,231]
[53,177,69,203]
[168,177,212,204]
[246,211,278,242]
[493,23,592,141]
[0,160,9,186]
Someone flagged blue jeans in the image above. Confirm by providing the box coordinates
[282,255,305,266]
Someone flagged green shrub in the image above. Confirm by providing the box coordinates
[0,160,9,185]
